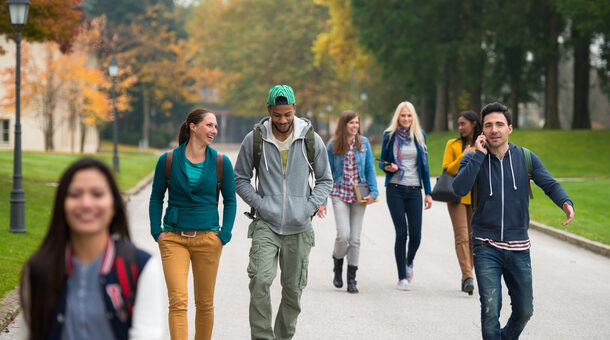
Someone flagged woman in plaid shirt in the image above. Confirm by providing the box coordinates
[317,110,379,293]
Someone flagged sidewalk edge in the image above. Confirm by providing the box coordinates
[0,288,20,333]
[121,171,155,200]
[1,172,155,332]
[530,221,610,258]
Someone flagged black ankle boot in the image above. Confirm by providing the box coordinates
[462,277,474,295]
[347,265,359,293]
[333,257,344,288]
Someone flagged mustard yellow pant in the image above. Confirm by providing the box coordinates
[447,202,473,280]
[158,231,223,340]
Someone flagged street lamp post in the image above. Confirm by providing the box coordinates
[108,56,119,173]
[7,0,30,233]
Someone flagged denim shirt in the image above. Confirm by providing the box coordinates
[379,130,432,195]
[325,136,379,204]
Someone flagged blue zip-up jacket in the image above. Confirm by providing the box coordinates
[379,130,432,194]
[324,136,379,204]
[453,143,573,241]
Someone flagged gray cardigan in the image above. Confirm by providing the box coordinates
[234,116,332,235]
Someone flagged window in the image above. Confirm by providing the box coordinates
[1,119,9,143]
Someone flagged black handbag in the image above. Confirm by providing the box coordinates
[430,170,461,203]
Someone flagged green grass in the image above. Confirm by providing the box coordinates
[0,150,159,190]
[529,179,610,245]
[0,149,159,298]
[373,129,610,246]
[423,129,610,178]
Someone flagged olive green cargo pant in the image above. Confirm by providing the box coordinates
[247,219,315,340]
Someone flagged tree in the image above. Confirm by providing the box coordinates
[555,0,610,129]
[188,0,338,119]
[1,37,131,151]
[0,0,81,54]
[351,0,476,131]
[312,0,399,129]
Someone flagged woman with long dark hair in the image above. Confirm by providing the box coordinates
[317,110,378,293]
[379,101,432,291]
[149,108,236,340]
[441,110,481,295]
[19,158,163,340]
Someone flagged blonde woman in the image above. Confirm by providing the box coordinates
[379,101,432,291]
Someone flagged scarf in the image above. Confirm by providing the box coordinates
[392,127,412,178]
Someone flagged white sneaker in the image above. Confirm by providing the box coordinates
[406,264,414,282]
[396,279,410,291]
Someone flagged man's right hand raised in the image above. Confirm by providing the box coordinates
[475,134,488,155]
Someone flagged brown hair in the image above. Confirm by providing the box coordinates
[332,110,362,155]
[20,158,130,339]
[178,108,213,145]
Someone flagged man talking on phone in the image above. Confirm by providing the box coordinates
[453,102,574,340]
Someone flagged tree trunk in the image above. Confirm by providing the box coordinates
[80,122,87,153]
[509,81,520,129]
[434,63,449,131]
[469,80,482,115]
[572,28,591,129]
[544,7,560,129]
[142,84,150,149]
[419,92,431,131]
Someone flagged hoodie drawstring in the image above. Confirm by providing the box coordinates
[488,155,493,197]
[262,142,269,173]
[488,150,518,197]
[508,149,517,191]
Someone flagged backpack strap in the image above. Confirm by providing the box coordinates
[305,127,315,171]
[522,147,534,199]
[113,240,142,321]
[165,150,174,189]
[216,153,223,206]
[252,124,263,172]
[247,124,263,219]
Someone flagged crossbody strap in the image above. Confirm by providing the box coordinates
[165,150,174,189]
[216,153,223,206]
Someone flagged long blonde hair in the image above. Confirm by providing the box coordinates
[384,101,426,151]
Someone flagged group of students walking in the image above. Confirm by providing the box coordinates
[17,84,574,340]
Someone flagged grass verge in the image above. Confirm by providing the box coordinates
[0,149,159,298]
[372,129,609,246]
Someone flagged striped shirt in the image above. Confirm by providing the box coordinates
[475,237,531,251]
[330,140,359,203]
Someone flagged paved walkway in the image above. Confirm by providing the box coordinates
[2,147,609,339]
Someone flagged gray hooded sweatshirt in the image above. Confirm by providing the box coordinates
[234,116,332,235]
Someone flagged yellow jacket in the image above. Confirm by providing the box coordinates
[442,138,472,205]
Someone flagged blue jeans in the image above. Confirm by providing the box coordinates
[473,239,534,340]
[386,184,422,280]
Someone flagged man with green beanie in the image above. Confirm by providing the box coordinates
[234,85,332,339]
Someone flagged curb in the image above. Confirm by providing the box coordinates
[0,288,20,333]
[0,172,156,332]
[121,171,155,202]
[530,221,610,258]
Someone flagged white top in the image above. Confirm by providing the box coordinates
[19,256,165,340]
[390,142,420,186]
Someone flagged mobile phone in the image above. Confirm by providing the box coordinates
[375,158,390,165]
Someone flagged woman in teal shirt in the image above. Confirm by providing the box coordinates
[149,108,237,340]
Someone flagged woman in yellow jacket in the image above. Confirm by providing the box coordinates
[441,110,481,295]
